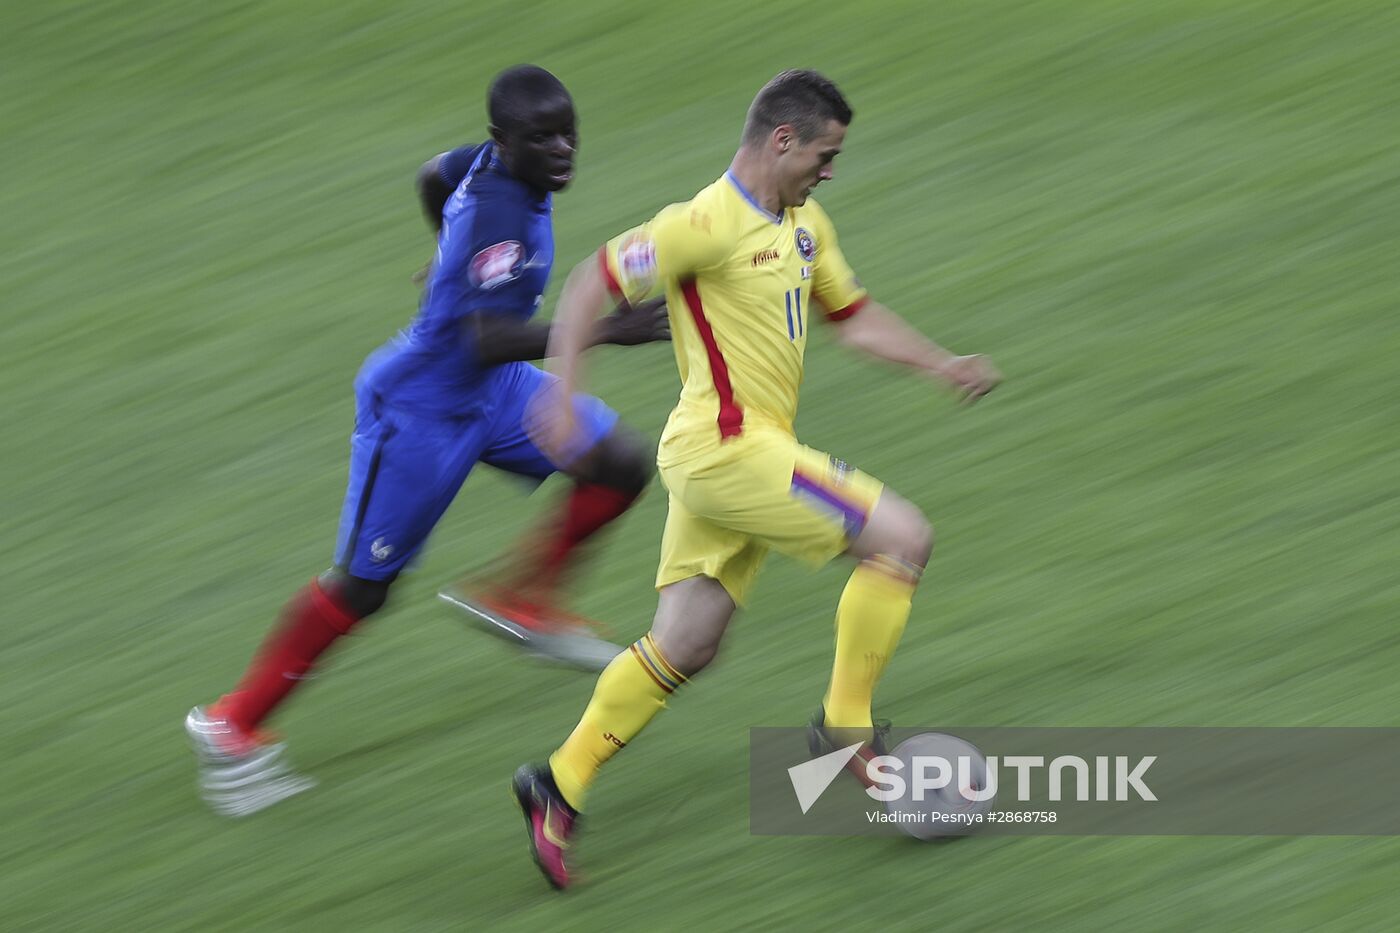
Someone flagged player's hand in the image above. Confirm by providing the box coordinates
[597,297,670,346]
[525,380,580,468]
[936,354,1001,404]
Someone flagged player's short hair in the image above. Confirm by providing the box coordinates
[741,70,853,145]
[488,65,571,132]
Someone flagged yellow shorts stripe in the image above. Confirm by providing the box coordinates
[790,466,871,538]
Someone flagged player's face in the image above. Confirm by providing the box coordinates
[496,95,579,193]
[778,119,847,208]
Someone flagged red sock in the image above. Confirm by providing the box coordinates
[217,579,361,734]
[531,483,638,590]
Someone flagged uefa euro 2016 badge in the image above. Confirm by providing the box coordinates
[618,233,658,294]
[469,240,525,290]
[795,227,817,262]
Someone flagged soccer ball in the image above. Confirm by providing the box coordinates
[881,731,996,839]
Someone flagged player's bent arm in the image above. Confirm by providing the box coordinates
[525,256,616,463]
[829,300,1001,403]
[463,294,666,367]
[416,153,454,233]
[466,314,553,366]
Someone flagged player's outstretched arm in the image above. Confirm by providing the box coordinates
[545,254,614,393]
[829,300,1001,404]
[525,255,616,461]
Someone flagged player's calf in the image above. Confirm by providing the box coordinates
[538,581,729,821]
[206,574,380,739]
[825,492,929,739]
[482,423,653,602]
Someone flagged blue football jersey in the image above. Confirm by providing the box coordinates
[358,143,555,417]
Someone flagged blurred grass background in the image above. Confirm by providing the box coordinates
[4,0,1399,929]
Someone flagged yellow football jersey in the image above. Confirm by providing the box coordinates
[600,172,867,459]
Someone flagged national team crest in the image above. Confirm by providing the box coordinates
[469,240,524,289]
[795,227,817,262]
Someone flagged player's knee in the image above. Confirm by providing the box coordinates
[589,426,653,496]
[868,499,933,570]
[878,514,932,572]
[322,569,391,618]
[906,516,934,568]
[650,577,734,677]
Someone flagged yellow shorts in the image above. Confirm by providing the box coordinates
[656,424,885,605]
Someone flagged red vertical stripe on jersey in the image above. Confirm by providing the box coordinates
[597,246,623,301]
[680,278,743,439]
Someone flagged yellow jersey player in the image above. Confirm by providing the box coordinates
[512,69,1001,888]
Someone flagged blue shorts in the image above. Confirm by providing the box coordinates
[333,362,619,581]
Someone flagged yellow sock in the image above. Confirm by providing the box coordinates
[549,633,686,810]
[822,556,919,734]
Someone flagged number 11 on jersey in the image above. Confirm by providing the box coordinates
[784,287,804,340]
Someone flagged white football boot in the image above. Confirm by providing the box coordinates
[185,706,316,817]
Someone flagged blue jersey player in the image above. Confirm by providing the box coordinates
[185,66,668,817]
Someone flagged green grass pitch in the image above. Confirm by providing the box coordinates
[4,0,1399,929]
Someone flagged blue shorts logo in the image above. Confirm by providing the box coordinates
[795,227,817,262]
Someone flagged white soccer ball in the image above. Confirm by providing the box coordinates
[881,732,997,839]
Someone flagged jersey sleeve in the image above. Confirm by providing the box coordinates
[598,200,728,304]
[806,201,868,322]
[437,143,488,190]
